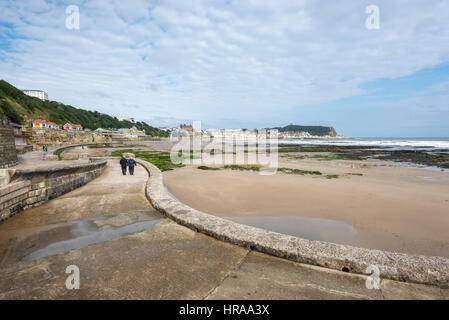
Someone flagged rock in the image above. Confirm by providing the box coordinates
[26,128,111,147]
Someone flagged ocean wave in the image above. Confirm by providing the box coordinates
[277,138,449,150]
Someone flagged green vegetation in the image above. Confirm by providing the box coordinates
[54,148,64,160]
[281,154,307,159]
[110,149,184,171]
[222,164,322,176]
[197,166,221,170]
[282,154,347,161]
[224,164,262,171]
[0,80,169,137]
[0,99,24,124]
[271,124,337,137]
[309,154,342,161]
[278,145,374,153]
[346,173,363,176]
[278,168,322,175]
[325,174,340,179]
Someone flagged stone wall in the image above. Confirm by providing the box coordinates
[0,160,107,221]
[0,124,18,168]
[26,128,112,148]
[137,158,449,288]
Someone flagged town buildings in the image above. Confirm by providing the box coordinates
[117,117,136,123]
[63,123,83,131]
[95,126,145,140]
[22,90,48,101]
[277,131,312,139]
[32,120,59,129]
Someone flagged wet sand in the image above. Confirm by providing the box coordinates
[163,158,449,257]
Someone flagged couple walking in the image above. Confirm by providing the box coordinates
[120,156,137,175]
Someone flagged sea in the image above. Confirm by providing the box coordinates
[276,137,449,172]
[277,137,449,152]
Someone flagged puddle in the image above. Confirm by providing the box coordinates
[164,185,359,245]
[222,215,358,244]
[19,210,163,262]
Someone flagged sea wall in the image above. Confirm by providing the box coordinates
[0,160,107,221]
[0,124,18,168]
[137,158,449,288]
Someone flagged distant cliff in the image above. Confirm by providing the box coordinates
[0,80,169,137]
[272,124,338,137]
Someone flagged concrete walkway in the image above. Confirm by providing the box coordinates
[0,161,447,299]
[14,148,87,170]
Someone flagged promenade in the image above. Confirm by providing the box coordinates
[0,159,446,299]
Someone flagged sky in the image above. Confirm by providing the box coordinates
[1,0,449,137]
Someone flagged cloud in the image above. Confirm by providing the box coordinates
[0,0,448,134]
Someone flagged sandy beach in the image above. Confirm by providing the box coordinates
[163,157,449,257]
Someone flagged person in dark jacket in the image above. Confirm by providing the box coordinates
[120,156,128,175]
[128,158,137,175]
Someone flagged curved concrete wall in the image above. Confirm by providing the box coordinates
[0,160,107,221]
[137,159,449,288]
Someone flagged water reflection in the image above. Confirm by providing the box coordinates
[222,215,358,244]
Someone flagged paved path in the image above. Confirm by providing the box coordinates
[0,161,447,299]
[14,148,87,170]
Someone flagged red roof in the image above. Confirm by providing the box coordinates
[33,120,59,126]
[64,123,82,128]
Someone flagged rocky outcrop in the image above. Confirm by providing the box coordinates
[273,124,338,137]
[26,128,111,148]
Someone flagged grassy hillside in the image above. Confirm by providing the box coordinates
[272,124,338,137]
[0,80,169,137]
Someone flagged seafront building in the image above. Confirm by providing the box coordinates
[95,126,145,140]
[32,120,59,129]
[22,90,48,101]
[278,131,312,139]
[63,123,83,131]
[117,117,136,123]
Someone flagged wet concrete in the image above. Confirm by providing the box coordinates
[20,211,162,263]
[0,161,156,267]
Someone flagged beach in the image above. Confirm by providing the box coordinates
[163,156,449,257]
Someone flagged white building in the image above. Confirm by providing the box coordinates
[32,120,59,129]
[118,117,135,123]
[22,90,48,101]
[63,123,83,131]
